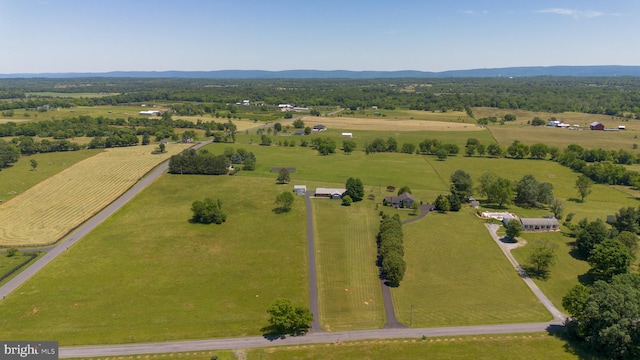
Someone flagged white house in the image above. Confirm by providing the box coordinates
[139,110,162,116]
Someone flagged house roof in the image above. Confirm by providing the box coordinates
[315,188,346,196]
[293,185,306,190]
[384,192,415,203]
[520,217,559,226]
[590,121,602,126]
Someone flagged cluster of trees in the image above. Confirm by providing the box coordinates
[88,133,139,148]
[310,137,336,155]
[265,298,313,336]
[562,273,640,359]
[363,137,459,160]
[377,214,406,287]
[8,136,81,156]
[169,150,229,175]
[434,170,473,212]
[190,198,226,224]
[475,113,516,125]
[555,143,640,186]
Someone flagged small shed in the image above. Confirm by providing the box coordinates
[293,185,307,196]
[590,122,605,130]
[618,125,626,130]
[341,132,353,138]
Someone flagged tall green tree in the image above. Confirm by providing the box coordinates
[342,140,356,154]
[345,177,364,201]
[274,191,295,213]
[615,231,639,259]
[277,168,290,184]
[575,175,592,202]
[29,159,38,171]
[0,140,20,169]
[613,206,639,234]
[587,239,631,278]
[576,219,609,256]
[527,239,557,277]
[266,298,313,336]
[449,169,473,201]
[434,194,450,212]
[505,219,521,241]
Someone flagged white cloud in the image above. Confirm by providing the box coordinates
[461,9,488,15]
[536,8,606,19]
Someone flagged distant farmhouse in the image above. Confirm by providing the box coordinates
[590,122,605,130]
[312,124,327,133]
[315,188,346,199]
[383,193,415,208]
[139,110,162,116]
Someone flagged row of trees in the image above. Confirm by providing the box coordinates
[377,214,406,287]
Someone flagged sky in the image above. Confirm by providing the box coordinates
[1,0,639,73]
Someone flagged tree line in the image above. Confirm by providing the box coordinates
[168,148,256,175]
[377,214,406,287]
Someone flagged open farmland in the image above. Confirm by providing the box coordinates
[0,175,308,345]
[314,200,385,331]
[300,115,481,132]
[0,144,191,247]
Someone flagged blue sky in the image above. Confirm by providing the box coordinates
[1,0,638,73]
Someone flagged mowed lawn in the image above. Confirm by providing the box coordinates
[392,209,551,326]
[0,175,308,345]
[248,333,581,360]
[313,200,385,331]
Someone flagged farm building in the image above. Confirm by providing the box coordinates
[293,185,307,196]
[383,192,415,208]
[501,216,559,231]
[619,125,626,130]
[315,188,346,199]
[590,122,605,130]
[341,132,353,138]
[312,124,327,132]
[139,110,162,116]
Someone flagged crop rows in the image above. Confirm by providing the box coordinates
[0,144,191,246]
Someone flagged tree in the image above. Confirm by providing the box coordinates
[292,119,305,128]
[158,142,166,153]
[434,194,449,212]
[386,137,398,152]
[141,132,151,145]
[242,156,256,171]
[447,193,462,211]
[550,197,564,220]
[382,252,406,286]
[575,175,592,202]
[450,169,473,201]
[615,231,638,259]
[29,159,38,171]
[529,143,549,159]
[0,140,20,169]
[6,247,19,257]
[191,198,226,224]
[277,168,290,184]
[505,219,521,241]
[576,219,609,256]
[436,149,448,160]
[563,274,640,359]
[273,122,282,133]
[487,143,503,157]
[503,113,516,121]
[260,134,272,146]
[515,174,553,207]
[341,195,352,206]
[410,202,420,215]
[401,143,416,154]
[342,140,356,154]
[345,177,364,201]
[304,127,311,135]
[613,206,639,234]
[527,239,557,277]
[507,140,529,159]
[397,186,412,195]
[588,239,631,278]
[266,298,313,336]
[275,191,295,213]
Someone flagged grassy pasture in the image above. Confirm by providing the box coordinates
[338,108,473,123]
[300,114,479,132]
[0,149,101,203]
[0,144,191,247]
[313,200,385,331]
[393,208,552,327]
[0,253,42,286]
[247,333,580,360]
[473,107,629,128]
[0,175,308,345]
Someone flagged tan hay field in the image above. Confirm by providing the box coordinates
[300,116,483,132]
[0,144,191,247]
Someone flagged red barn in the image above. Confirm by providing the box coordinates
[590,122,605,130]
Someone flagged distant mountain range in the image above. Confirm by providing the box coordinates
[2,66,640,79]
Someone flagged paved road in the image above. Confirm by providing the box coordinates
[485,224,566,322]
[59,321,561,358]
[0,141,209,301]
[304,191,322,332]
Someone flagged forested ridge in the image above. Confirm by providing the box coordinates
[1,77,640,117]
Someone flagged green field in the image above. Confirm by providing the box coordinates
[247,333,581,360]
[314,200,385,331]
[0,150,101,203]
[393,208,552,326]
[0,175,308,345]
[0,253,40,286]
